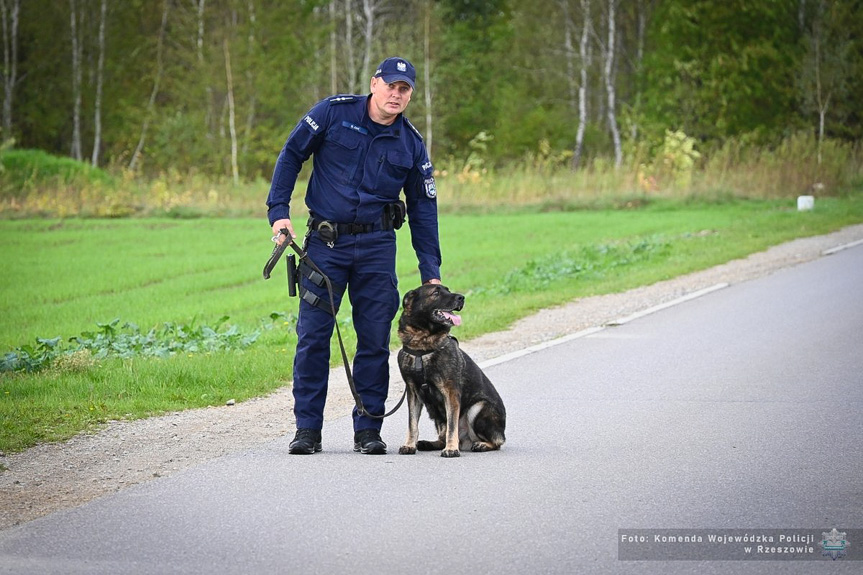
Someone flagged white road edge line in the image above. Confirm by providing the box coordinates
[606,282,729,326]
[822,238,863,256]
[478,283,729,369]
[478,326,605,369]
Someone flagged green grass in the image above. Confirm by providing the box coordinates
[2,193,863,452]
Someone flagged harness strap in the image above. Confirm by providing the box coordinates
[298,285,333,315]
[400,337,458,390]
[299,260,327,288]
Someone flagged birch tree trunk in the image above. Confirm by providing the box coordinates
[129,0,170,172]
[69,0,83,161]
[0,0,19,143]
[91,0,106,166]
[572,0,591,170]
[360,0,375,82]
[329,0,338,93]
[343,0,383,93]
[560,0,577,113]
[242,0,257,158]
[423,0,433,156]
[630,0,647,141]
[224,36,239,184]
[193,0,214,136]
[813,3,827,168]
[344,2,356,92]
[604,0,622,168]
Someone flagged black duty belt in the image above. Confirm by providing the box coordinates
[307,202,405,248]
[263,229,405,419]
[308,218,380,236]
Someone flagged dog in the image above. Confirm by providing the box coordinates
[396,284,506,457]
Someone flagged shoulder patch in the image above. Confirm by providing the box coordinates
[328,95,358,104]
[403,117,424,140]
[423,176,437,199]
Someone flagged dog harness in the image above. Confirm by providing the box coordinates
[400,336,458,391]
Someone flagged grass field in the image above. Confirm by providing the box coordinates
[2,193,863,452]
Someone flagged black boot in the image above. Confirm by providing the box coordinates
[353,429,387,455]
[289,428,322,455]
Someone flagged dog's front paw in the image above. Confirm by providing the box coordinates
[441,449,460,458]
[399,445,417,455]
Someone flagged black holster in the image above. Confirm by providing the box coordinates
[314,220,338,244]
[383,201,406,230]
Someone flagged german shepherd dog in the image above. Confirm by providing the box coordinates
[396,284,506,457]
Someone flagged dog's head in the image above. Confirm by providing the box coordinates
[398,284,465,338]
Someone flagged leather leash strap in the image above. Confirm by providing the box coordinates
[264,230,405,419]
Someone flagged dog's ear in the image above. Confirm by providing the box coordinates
[402,288,417,311]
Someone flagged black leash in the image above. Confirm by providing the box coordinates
[263,229,405,419]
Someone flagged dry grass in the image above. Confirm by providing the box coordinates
[1,132,861,219]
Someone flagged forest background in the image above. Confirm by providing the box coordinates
[0,0,862,214]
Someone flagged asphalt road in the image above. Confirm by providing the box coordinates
[1,245,861,575]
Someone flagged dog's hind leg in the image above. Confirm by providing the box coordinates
[458,402,481,451]
[468,402,506,452]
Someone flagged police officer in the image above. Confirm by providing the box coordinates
[267,57,441,455]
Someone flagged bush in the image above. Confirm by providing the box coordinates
[0,149,114,195]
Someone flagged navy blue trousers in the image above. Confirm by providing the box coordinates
[292,229,399,432]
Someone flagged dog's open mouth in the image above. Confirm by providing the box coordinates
[433,309,462,326]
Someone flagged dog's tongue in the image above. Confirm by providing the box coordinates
[442,311,462,326]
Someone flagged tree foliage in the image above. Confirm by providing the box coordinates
[2,0,862,179]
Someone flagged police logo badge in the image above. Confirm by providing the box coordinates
[424,177,437,199]
[397,61,407,72]
[820,528,849,560]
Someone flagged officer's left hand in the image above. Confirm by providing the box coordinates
[424,278,441,285]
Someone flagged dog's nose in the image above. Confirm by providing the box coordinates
[455,294,465,308]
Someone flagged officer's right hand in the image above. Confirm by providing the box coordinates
[271,219,295,245]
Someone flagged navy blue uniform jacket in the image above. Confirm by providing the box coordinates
[267,94,441,282]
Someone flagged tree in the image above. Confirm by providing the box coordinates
[337,0,387,93]
[0,0,19,143]
[91,0,106,166]
[242,0,258,161]
[798,0,852,166]
[223,35,238,183]
[571,0,592,170]
[3,0,862,179]
[192,0,214,136]
[129,0,170,172]
[69,0,83,161]
[422,0,433,156]
[435,0,512,155]
[329,0,338,93]
[603,0,622,167]
[640,0,800,144]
